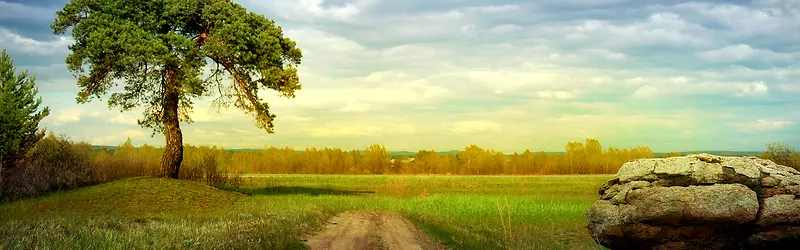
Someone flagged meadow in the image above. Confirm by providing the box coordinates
[0,174,612,250]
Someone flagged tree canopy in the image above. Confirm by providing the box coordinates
[52,0,302,177]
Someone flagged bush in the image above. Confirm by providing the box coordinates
[91,139,159,183]
[181,152,242,187]
[761,142,799,170]
[1,133,94,200]
[661,152,685,158]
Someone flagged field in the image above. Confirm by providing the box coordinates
[0,174,613,249]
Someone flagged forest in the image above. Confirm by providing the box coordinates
[107,137,656,176]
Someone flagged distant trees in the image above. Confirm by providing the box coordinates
[83,138,652,175]
[0,49,50,185]
[364,144,391,174]
[662,152,685,158]
[761,142,799,170]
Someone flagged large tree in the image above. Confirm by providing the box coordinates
[52,0,303,178]
[0,49,51,182]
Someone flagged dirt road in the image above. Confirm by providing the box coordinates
[303,211,445,250]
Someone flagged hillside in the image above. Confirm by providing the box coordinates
[0,177,246,219]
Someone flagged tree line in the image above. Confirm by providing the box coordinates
[103,138,655,175]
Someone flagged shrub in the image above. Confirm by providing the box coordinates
[661,152,685,158]
[761,142,799,170]
[1,133,94,199]
[181,152,241,187]
[91,139,159,183]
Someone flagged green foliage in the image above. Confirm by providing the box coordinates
[761,142,799,170]
[363,144,391,174]
[1,133,94,200]
[0,49,50,169]
[661,152,686,158]
[51,0,302,133]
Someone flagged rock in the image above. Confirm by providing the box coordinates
[758,195,800,227]
[587,154,800,250]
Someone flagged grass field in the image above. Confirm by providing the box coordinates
[0,174,613,249]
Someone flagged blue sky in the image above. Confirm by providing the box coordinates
[1,0,799,153]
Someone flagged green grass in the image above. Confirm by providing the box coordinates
[0,175,612,249]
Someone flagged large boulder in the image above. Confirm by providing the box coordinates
[587,154,800,250]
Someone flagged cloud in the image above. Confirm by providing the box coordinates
[110,113,139,125]
[123,130,145,138]
[736,81,769,97]
[308,125,383,137]
[53,108,99,124]
[90,135,121,146]
[735,119,796,131]
[779,84,800,93]
[339,101,371,112]
[450,121,502,134]
[537,12,715,48]
[0,2,55,22]
[696,44,795,63]
[0,27,72,55]
[674,2,793,36]
[632,85,659,99]
[488,24,522,34]
[536,91,577,100]
[465,4,521,13]
[244,0,376,22]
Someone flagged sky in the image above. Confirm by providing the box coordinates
[1,0,799,153]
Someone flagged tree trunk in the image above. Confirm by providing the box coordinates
[161,68,183,179]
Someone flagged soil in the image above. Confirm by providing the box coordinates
[303,211,446,250]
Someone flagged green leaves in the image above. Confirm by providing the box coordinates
[53,0,303,134]
[0,49,51,167]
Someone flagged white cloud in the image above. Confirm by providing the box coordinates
[736,119,796,131]
[110,113,139,125]
[53,108,99,124]
[736,81,769,97]
[632,85,659,99]
[590,76,614,84]
[466,4,521,13]
[536,91,577,100]
[339,101,371,112]
[308,125,383,137]
[90,135,121,146]
[675,2,791,36]
[696,44,794,62]
[284,28,366,53]
[0,28,73,55]
[246,0,375,22]
[268,72,451,111]
[624,77,648,85]
[450,121,502,134]
[580,48,627,60]
[779,83,800,93]
[538,12,714,48]
[0,2,54,21]
[488,24,522,34]
[123,130,145,138]
[670,77,694,84]
[280,115,313,122]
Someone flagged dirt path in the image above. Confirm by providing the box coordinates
[303,211,445,250]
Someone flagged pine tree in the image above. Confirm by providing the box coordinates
[0,49,51,183]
